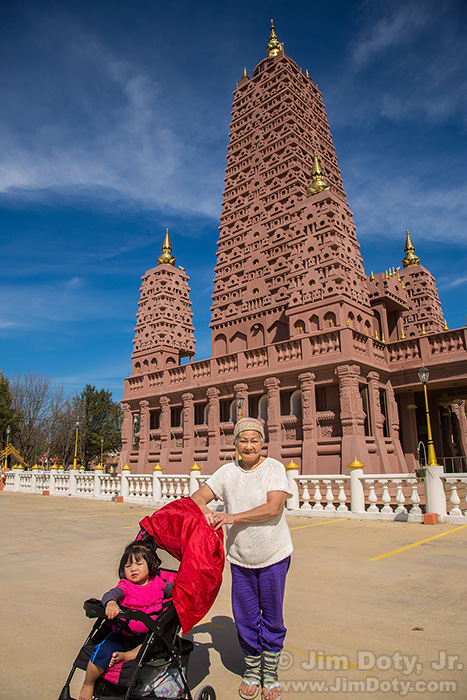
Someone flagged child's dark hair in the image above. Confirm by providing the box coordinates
[118,532,161,580]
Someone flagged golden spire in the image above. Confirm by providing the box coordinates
[305,69,309,78]
[307,152,330,196]
[267,19,282,57]
[241,67,248,80]
[402,229,420,267]
[157,228,176,266]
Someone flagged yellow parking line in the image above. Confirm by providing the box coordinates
[290,517,349,531]
[370,524,467,561]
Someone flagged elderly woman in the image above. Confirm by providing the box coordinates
[191,417,292,700]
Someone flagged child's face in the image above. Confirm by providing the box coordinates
[124,555,150,585]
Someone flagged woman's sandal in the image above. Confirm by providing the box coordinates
[238,678,260,699]
[262,680,282,700]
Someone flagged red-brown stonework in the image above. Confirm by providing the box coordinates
[120,29,467,475]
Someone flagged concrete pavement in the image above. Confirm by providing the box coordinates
[0,491,466,700]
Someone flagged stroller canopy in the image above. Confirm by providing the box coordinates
[139,497,225,634]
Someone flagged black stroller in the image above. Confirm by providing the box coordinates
[58,498,224,700]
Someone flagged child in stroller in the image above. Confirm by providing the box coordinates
[59,497,224,700]
[79,534,177,700]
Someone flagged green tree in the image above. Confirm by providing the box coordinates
[78,385,122,468]
[0,370,21,451]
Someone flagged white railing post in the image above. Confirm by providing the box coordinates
[69,469,77,496]
[121,464,131,499]
[94,464,103,497]
[13,466,23,492]
[152,464,163,502]
[31,464,40,493]
[424,465,447,516]
[285,461,300,509]
[348,458,365,514]
[49,466,58,494]
[190,463,202,495]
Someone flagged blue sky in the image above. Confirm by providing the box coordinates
[1,0,466,402]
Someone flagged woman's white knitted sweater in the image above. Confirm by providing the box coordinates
[206,457,293,568]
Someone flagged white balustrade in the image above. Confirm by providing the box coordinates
[443,477,467,519]
[2,467,465,522]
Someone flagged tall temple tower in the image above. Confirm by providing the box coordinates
[211,21,374,356]
[120,22,467,475]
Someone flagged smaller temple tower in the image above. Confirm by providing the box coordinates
[131,229,196,374]
[399,230,445,337]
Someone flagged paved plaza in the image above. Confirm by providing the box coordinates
[1,491,466,700]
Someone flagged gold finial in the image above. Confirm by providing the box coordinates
[307,152,330,196]
[347,457,365,470]
[401,328,406,339]
[370,271,375,281]
[375,329,379,340]
[443,319,448,331]
[402,229,420,267]
[242,67,248,80]
[381,332,386,343]
[385,270,388,278]
[267,19,283,58]
[421,323,426,335]
[158,228,176,266]
[305,69,309,78]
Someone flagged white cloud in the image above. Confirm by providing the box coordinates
[0,14,225,218]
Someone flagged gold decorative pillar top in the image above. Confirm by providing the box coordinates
[158,228,176,266]
[267,19,283,57]
[307,152,331,196]
[402,229,420,267]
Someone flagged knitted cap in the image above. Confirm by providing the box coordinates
[233,417,265,442]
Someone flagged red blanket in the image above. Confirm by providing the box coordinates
[139,497,225,634]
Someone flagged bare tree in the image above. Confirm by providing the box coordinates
[10,372,69,466]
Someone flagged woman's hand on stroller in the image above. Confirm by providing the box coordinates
[105,600,122,619]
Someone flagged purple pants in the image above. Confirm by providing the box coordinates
[231,556,291,656]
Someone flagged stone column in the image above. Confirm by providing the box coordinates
[264,377,281,461]
[386,381,408,472]
[336,364,371,471]
[159,397,171,469]
[298,372,317,473]
[137,399,150,473]
[118,403,133,470]
[367,372,391,473]
[207,387,220,472]
[234,383,249,421]
[182,392,195,471]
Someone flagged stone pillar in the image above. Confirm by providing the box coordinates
[207,387,220,472]
[264,377,281,462]
[119,403,133,470]
[386,381,408,472]
[367,371,391,474]
[336,364,371,471]
[234,383,249,421]
[298,372,317,473]
[137,399,150,473]
[159,397,171,469]
[182,392,195,471]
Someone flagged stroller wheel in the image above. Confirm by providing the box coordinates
[194,684,216,700]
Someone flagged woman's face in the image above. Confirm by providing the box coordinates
[236,430,263,468]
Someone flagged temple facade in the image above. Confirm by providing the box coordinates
[120,23,467,475]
